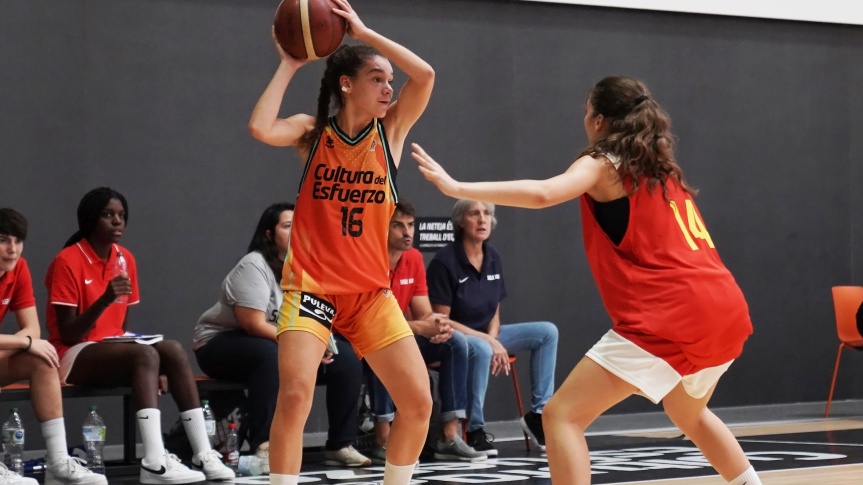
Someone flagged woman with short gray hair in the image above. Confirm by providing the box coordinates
[426,199,558,456]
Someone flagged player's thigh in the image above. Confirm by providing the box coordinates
[337,289,413,357]
[277,330,328,393]
[66,342,159,387]
[365,335,429,412]
[547,356,635,428]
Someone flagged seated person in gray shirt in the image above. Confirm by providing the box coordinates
[192,203,370,468]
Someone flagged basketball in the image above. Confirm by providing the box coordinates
[273,0,347,60]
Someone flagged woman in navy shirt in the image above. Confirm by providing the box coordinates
[426,199,558,456]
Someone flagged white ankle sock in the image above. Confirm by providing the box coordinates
[40,418,67,463]
[729,466,762,485]
[136,408,165,463]
[383,461,416,485]
[179,408,211,456]
[269,474,300,485]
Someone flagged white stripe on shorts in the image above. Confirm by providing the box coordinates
[586,330,733,403]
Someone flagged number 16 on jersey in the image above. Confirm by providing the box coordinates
[340,207,364,237]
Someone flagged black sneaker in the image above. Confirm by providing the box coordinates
[466,428,498,457]
[520,411,546,451]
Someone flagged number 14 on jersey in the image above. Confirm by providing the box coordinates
[669,199,714,250]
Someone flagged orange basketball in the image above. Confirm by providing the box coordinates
[273,0,347,60]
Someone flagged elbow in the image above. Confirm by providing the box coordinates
[248,123,266,142]
[416,65,435,86]
[531,191,555,209]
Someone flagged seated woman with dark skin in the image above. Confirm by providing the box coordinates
[45,187,234,485]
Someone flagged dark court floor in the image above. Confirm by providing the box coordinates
[22,400,863,484]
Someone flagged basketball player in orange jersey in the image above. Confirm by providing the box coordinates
[412,76,762,485]
[248,1,434,484]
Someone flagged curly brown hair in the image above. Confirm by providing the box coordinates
[580,76,696,198]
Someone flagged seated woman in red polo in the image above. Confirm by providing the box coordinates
[44,187,233,485]
[0,207,106,485]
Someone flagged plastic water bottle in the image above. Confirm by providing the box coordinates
[237,455,263,476]
[224,423,239,471]
[2,408,24,476]
[82,406,106,475]
[113,250,128,304]
[201,400,218,449]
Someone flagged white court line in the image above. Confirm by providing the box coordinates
[738,438,863,447]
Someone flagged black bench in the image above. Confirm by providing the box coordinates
[0,377,245,476]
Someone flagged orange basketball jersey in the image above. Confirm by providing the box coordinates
[283,117,397,295]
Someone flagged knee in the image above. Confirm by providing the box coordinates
[132,346,161,373]
[24,354,59,377]
[543,394,580,429]
[157,339,190,365]
[447,332,469,353]
[539,322,558,342]
[399,390,433,422]
[470,341,493,362]
[277,378,316,409]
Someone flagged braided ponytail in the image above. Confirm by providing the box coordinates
[299,44,381,149]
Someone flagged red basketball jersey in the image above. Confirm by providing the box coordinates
[581,177,752,370]
[284,117,397,295]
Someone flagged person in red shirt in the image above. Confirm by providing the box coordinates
[412,76,761,485]
[0,208,107,485]
[367,200,483,463]
[44,188,233,485]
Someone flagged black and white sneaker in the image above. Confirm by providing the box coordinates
[191,449,234,481]
[466,428,498,457]
[140,452,205,484]
[520,411,546,451]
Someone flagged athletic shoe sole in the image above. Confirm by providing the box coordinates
[520,416,547,452]
[433,452,487,462]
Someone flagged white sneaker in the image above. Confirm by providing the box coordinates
[255,441,270,475]
[191,449,234,481]
[140,452,205,484]
[45,456,107,485]
[0,463,37,485]
[323,445,371,467]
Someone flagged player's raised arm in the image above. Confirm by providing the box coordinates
[248,29,315,149]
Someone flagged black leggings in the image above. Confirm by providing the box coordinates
[195,330,363,450]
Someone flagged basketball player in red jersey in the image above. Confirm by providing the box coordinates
[248,1,434,484]
[412,76,762,485]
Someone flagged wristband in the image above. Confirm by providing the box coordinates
[24,336,32,351]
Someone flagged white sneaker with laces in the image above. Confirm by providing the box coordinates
[140,452,205,484]
[0,463,37,485]
[191,449,234,481]
[323,445,372,467]
[255,441,270,474]
[45,456,107,485]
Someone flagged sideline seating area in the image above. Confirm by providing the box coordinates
[0,376,244,476]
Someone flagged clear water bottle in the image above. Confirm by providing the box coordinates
[201,400,218,449]
[224,422,239,471]
[237,454,263,476]
[82,405,106,475]
[113,250,128,304]
[2,408,24,476]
